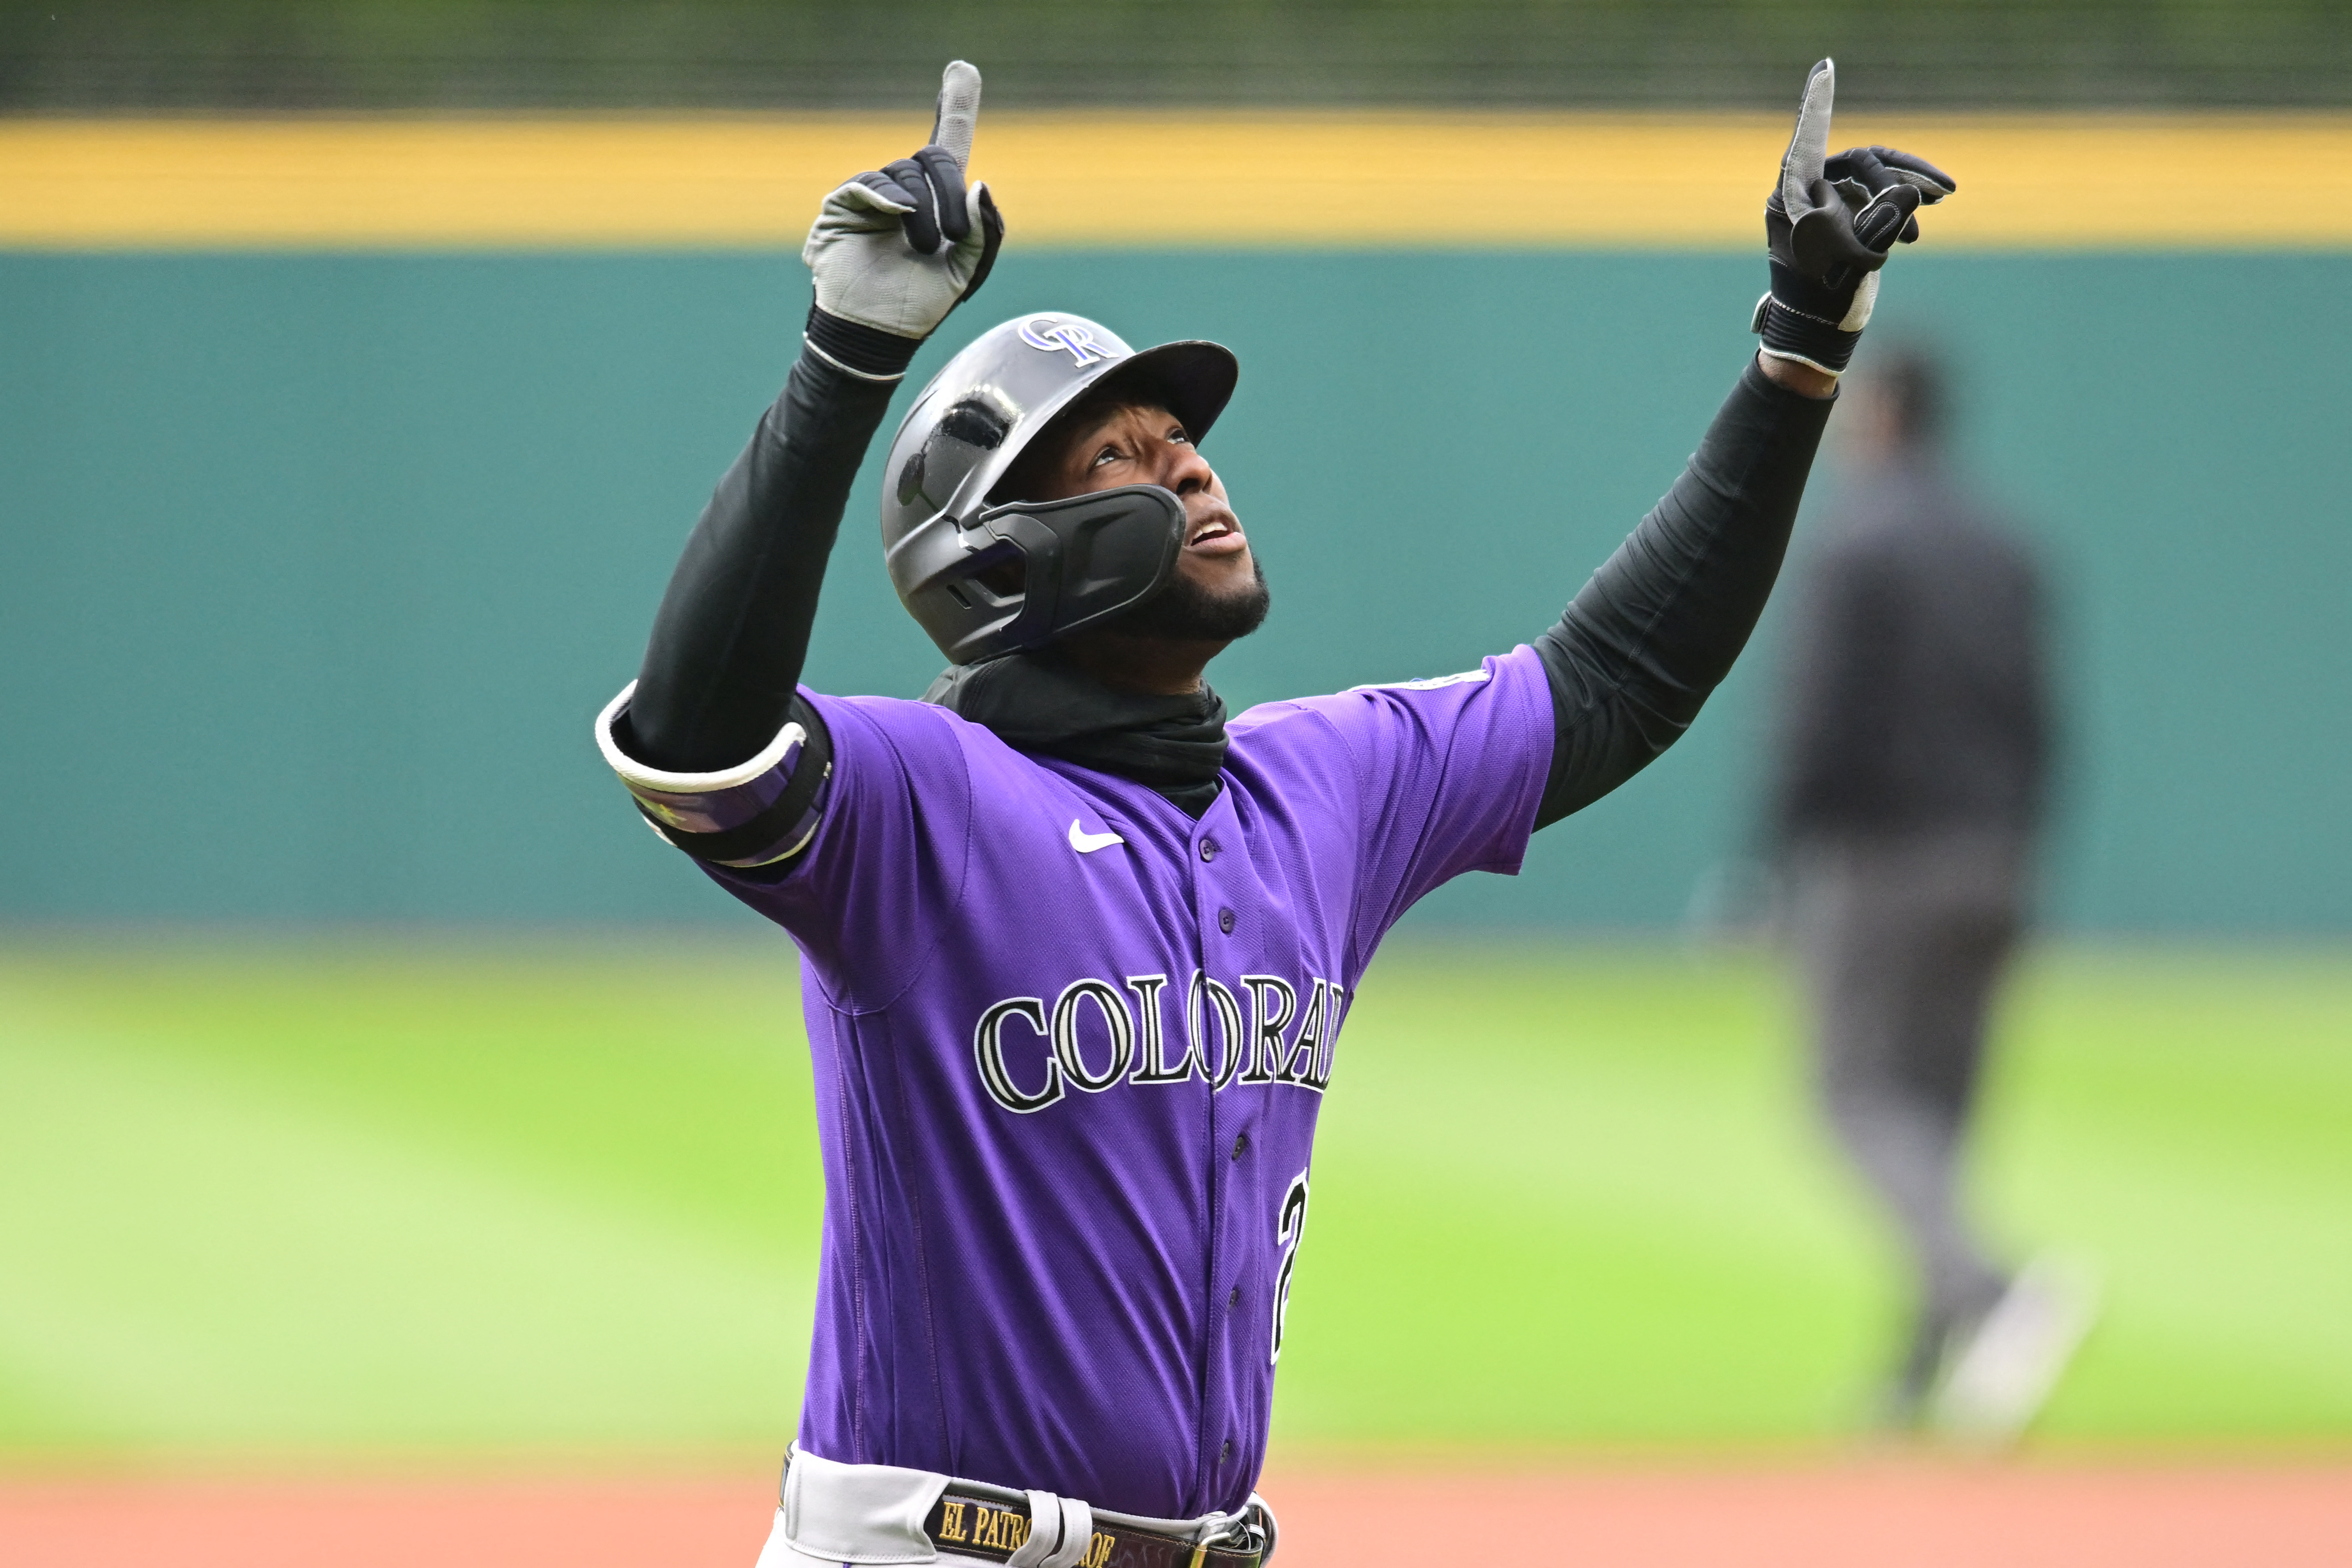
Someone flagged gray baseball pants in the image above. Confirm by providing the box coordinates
[1790,830,2027,1394]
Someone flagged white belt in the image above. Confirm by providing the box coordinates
[756,1446,1276,1568]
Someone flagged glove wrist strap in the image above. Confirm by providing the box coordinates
[1750,291,1861,377]
[804,305,924,382]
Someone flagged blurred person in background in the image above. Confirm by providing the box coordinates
[1771,347,2092,1441]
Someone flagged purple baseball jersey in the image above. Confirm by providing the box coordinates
[655,645,1550,1518]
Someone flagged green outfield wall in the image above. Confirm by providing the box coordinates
[3,250,2347,930]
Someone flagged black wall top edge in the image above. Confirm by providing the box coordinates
[3,0,2349,111]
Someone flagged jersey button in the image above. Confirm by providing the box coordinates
[1220,1439,1233,1462]
[1217,907,1235,934]
[1199,838,1219,862]
[1229,1286,1241,1308]
[1231,1131,1248,1160]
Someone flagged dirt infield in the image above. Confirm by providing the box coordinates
[7,1462,2351,1567]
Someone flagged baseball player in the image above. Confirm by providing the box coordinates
[596,59,1950,1567]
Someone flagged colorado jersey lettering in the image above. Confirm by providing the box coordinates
[669,645,1552,1521]
[969,969,1345,1114]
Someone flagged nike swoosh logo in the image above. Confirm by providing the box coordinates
[1068,819,1126,854]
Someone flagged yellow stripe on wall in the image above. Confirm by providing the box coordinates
[4,114,2350,249]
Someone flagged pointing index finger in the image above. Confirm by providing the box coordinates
[1781,57,1836,210]
[932,60,982,173]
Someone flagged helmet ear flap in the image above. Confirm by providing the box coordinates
[891,486,1186,666]
[978,484,1187,645]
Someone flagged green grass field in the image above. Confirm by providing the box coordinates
[3,936,2348,1466]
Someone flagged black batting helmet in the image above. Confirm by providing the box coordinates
[881,311,1239,665]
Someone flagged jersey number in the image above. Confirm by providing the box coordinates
[1270,1169,1309,1364]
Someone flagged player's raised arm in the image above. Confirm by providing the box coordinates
[597,63,1000,865]
[617,61,999,778]
[1528,59,1952,828]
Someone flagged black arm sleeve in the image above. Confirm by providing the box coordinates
[1532,356,1833,830]
[622,349,899,774]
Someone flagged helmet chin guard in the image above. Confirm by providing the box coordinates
[881,311,1237,666]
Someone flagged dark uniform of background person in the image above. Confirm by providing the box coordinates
[1771,348,2092,1440]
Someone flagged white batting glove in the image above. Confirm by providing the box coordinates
[801,60,1003,376]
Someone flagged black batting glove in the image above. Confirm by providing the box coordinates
[1752,59,1955,379]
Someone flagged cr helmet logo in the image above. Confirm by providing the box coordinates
[1019,316,1115,367]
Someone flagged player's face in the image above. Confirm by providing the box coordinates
[1026,402,1256,605]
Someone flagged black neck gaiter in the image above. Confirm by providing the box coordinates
[922,651,1230,817]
